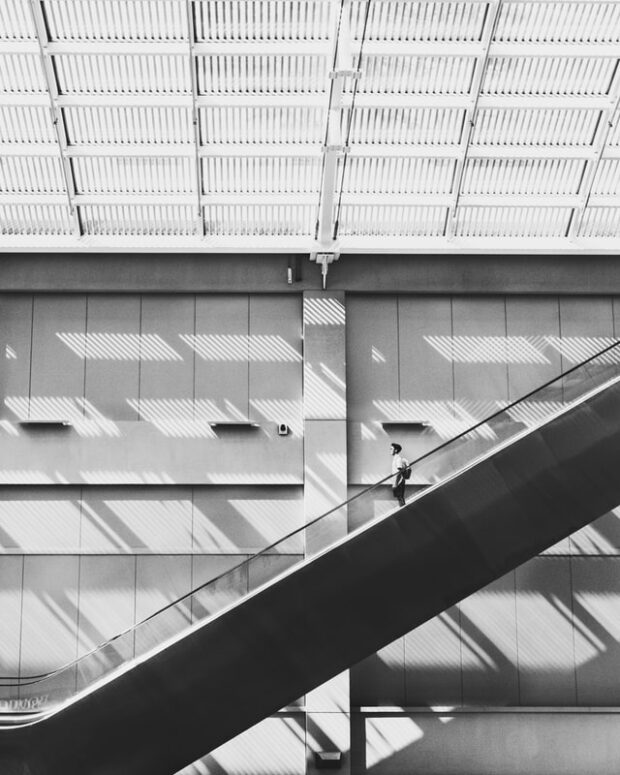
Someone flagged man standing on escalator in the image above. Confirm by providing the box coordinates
[390,442,408,508]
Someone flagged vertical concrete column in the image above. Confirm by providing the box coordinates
[302,290,350,775]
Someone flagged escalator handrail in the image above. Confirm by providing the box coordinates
[1,337,619,688]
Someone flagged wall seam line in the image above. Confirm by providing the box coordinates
[27,295,34,420]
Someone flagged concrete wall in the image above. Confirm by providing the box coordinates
[0,293,303,484]
[351,710,620,775]
[0,288,619,774]
[347,294,618,483]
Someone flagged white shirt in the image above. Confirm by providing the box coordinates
[391,454,408,475]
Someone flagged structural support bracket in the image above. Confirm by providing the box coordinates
[313,0,354,268]
[309,252,339,290]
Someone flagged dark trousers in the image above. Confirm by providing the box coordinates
[392,477,406,507]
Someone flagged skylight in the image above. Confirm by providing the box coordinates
[0,0,619,252]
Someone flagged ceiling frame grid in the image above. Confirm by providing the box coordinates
[26,0,82,236]
[447,0,502,238]
[569,71,620,238]
[186,0,204,235]
[0,0,619,250]
[314,0,349,248]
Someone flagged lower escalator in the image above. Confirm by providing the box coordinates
[2,342,620,775]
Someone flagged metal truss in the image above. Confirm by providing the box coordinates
[447,0,503,238]
[185,0,204,235]
[569,73,620,239]
[26,0,82,236]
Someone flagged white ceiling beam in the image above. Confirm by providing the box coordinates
[4,39,620,59]
[26,0,81,237]
[186,0,203,235]
[1,234,619,257]
[7,193,617,209]
[447,0,504,238]
[2,92,616,112]
[569,76,620,238]
[4,142,620,162]
[313,0,351,251]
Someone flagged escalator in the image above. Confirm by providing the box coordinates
[2,342,620,775]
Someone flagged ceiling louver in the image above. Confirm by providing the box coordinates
[0,0,618,252]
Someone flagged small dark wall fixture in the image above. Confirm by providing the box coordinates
[314,751,343,770]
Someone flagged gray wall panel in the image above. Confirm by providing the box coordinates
[81,487,193,554]
[139,295,195,422]
[560,297,615,555]
[188,715,306,775]
[347,296,398,422]
[84,295,141,421]
[0,557,23,703]
[505,297,561,400]
[571,509,620,555]
[452,297,508,409]
[404,608,462,706]
[20,555,79,699]
[191,554,250,622]
[572,557,620,705]
[250,294,303,431]
[192,486,303,554]
[558,297,614,372]
[351,639,406,707]
[76,556,136,668]
[515,558,577,705]
[0,487,81,553]
[460,572,519,706]
[0,295,32,422]
[194,295,249,422]
[398,297,453,401]
[397,297,453,462]
[352,711,620,775]
[30,295,87,413]
[347,296,398,483]
[134,555,193,657]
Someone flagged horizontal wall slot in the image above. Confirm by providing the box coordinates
[208,421,259,428]
[381,421,429,429]
[19,420,72,428]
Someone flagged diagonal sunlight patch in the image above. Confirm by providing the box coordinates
[4,396,119,437]
[424,335,551,364]
[373,399,500,441]
[365,717,423,768]
[304,365,346,418]
[127,398,220,438]
[205,473,301,485]
[250,399,303,435]
[303,297,346,326]
[177,717,306,775]
[102,500,193,552]
[506,399,564,427]
[0,499,81,552]
[372,346,387,363]
[181,334,301,362]
[57,332,183,361]
[80,471,175,484]
[544,335,620,365]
